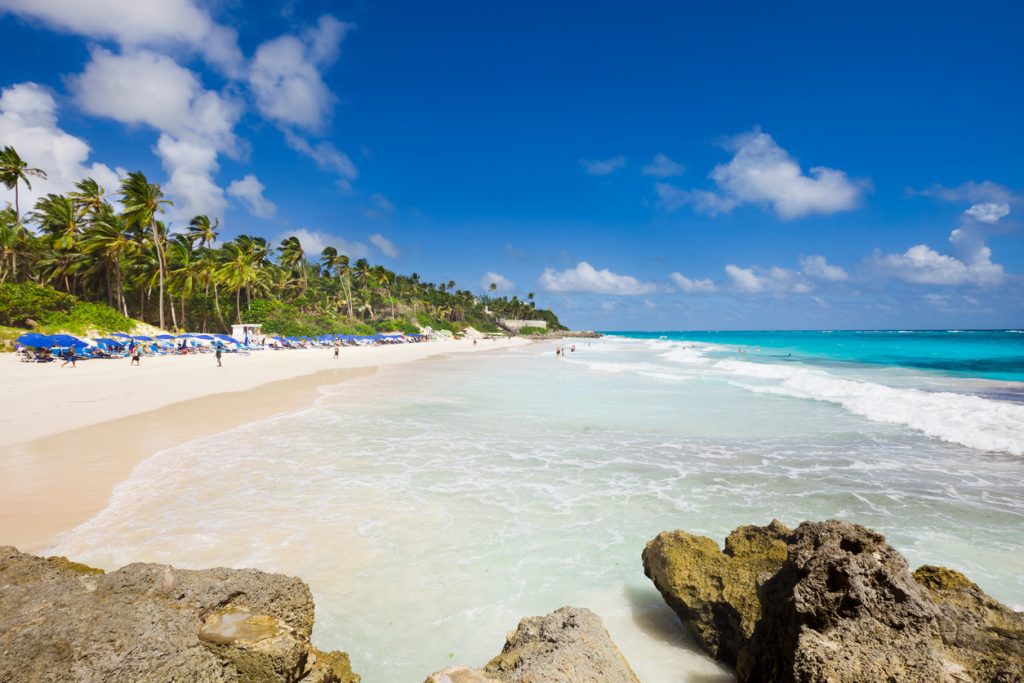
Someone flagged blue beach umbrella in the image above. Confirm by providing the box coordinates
[156,334,175,340]
[133,335,154,342]
[111,333,132,339]
[49,333,84,346]
[17,333,54,348]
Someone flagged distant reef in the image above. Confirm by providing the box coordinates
[643,519,1024,682]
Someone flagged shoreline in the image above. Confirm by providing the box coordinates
[0,339,529,552]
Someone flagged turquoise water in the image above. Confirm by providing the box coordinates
[610,330,1024,383]
[51,336,1024,682]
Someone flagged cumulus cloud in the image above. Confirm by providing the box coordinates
[227,174,276,218]
[725,264,812,294]
[800,255,849,281]
[0,82,122,211]
[0,0,244,76]
[669,272,716,293]
[480,272,515,293]
[539,261,658,295]
[69,47,244,219]
[579,156,626,176]
[281,228,369,259]
[642,153,684,178]
[368,233,399,257]
[249,15,351,132]
[868,230,1003,287]
[964,202,1009,223]
[659,128,867,220]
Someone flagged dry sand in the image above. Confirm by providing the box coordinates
[0,338,527,552]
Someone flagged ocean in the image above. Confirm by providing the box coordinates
[51,331,1024,682]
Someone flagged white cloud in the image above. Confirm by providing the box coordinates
[0,0,244,76]
[655,182,737,215]
[800,255,849,281]
[284,130,357,180]
[368,233,399,258]
[914,180,1019,207]
[964,202,1009,223]
[481,272,515,293]
[660,128,866,219]
[370,193,395,213]
[579,156,626,176]
[227,174,277,218]
[669,272,716,293]
[539,261,658,295]
[868,229,1004,287]
[69,48,243,219]
[249,15,352,132]
[0,82,122,211]
[725,264,812,294]
[642,153,684,178]
[282,228,369,259]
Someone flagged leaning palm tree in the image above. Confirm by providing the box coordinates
[120,171,173,329]
[216,241,259,322]
[70,178,107,220]
[186,214,219,250]
[0,146,46,224]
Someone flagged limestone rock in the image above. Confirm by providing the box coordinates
[0,546,358,683]
[424,607,638,683]
[745,520,949,682]
[641,519,791,664]
[913,565,1024,682]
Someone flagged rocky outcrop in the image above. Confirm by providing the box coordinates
[641,519,791,665]
[0,546,359,683]
[914,565,1024,683]
[644,520,1024,682]
[425,607,638,683]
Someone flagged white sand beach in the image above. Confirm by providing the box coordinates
[0,337,529,552]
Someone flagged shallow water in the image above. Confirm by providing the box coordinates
[52,336,1024,682]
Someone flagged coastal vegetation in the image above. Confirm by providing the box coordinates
[0,145,565,338]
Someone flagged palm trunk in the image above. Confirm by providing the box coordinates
[13,181,19,225]
[235,288,241,323]
[150,219,166,329]
[213,283,228,331]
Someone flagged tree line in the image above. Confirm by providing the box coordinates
[0,145,563,334]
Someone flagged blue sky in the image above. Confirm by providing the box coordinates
[0,0,1021,330]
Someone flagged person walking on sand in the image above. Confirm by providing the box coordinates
[130,345,140,366]
[215,342,223,367]
[60,347,76,368]
[333,340,340,359]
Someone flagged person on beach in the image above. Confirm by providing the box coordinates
[130,345,140,366]
[215,343,223,367]
[60,347,76,368]
[333,341,340,359]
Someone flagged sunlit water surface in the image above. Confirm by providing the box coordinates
[52,336,1024,682]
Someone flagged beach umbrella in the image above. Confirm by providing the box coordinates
[49,333,84,346]
[156,334,175,340]
[17,333,54,348]
[111,332,132,339]
[194,334,215,340]
[133,335,154,342]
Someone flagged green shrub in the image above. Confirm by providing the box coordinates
[373,318,419,335]
[41,301,135,335]
[516,326,548,336]
[0,282,75,327]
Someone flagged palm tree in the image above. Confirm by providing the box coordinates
[278,236,307,290]
[167,235,201,327]
[120,171,173,329]
[0,146,47,224]
[0,206,26,281]
[70,178,106,220]
[80,205,137,313]
[216,241,259,322]
[31,194,82,251]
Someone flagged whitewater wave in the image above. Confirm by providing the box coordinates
[610,338,1024,456]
